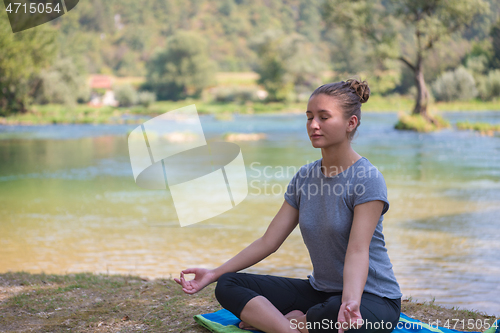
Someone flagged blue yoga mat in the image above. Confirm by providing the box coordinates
[194,309,500,333]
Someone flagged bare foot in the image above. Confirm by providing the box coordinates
[238,320,258,330]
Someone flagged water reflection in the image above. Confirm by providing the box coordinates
[0,111,499,315]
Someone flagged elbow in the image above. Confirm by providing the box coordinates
[346,245,370,257]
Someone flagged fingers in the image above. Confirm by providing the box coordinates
[338,304,363,333]
[182,287,197,294]
[345,306,363,329]
[174,269,209,295]
[182,268,197,274]
[180,272,192,290]
[338,305,346,333]
[344,307,352,323]
[174,271,193,292]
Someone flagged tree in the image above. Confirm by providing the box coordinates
[490,19,500,69]
[0,16,58,116]
[250,30,326,102]
[143,30,217,101]
[33,56,90,106]
[323,0,489,124]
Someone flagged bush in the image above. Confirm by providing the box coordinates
[137,91,156,108]
[34,57,89,106]
[477,70,500,101]
[466,55,488,76]
[143,31,217,101]
[432,67,477,101]
[250,30,324,102]
[114,84,138,107]
[213,87,260,103]
[395,113,450,132]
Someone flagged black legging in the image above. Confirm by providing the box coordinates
[215,272,401,333]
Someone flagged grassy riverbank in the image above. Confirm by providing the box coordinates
[0,272,496,333]
[0,96,499,126]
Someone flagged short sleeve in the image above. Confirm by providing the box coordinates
[284,167,305,210]
[351,167,390,215]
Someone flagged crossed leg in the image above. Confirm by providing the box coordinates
[214,272,401,333]
[214,272,331,333]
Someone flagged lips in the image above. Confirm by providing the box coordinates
[310,134,322,138]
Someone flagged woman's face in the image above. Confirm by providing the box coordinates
[306,93,356,149]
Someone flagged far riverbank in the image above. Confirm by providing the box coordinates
[1,96,499,126]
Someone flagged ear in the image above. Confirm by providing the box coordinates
[346,115,358,132]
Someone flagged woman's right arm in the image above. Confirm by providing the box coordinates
[174,200,299,294]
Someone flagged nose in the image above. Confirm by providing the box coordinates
[308,117,320,130]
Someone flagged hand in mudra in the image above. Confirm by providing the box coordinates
[173,268,215,294]
[337,301,364,333]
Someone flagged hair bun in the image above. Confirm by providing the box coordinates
[346,79,370,103]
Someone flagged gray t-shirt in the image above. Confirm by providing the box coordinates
[284,157,402,299]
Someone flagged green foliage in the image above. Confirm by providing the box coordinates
[466,55,490,76]
[137,91,157,108]
[33,57,89,106]
[143,31,217,101]
[395,113,450,132]
[114,84,138,107]
[213,86,261,103]
[432,67,478,101]
[490,19,500,69]
[456,120,500,132]
[0,15,58,116]
[477,69,500,100]
[388,0,490,51]
[58,1,313,74]
[466,40,494,73]
[1,0,498,113]
[323,0,490,116]
[250,30,325,102]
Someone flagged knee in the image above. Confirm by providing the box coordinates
[306,296,342,325]
[214,272,239,304]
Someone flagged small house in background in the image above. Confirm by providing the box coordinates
[88,75,118,107]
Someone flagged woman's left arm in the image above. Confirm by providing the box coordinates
[338,200,385,333]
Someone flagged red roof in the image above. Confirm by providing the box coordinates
[90,75,113,89]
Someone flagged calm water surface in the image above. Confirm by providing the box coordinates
[0,111,499,316]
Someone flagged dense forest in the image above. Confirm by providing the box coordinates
[50,0,498,89]
[1,0,499,116]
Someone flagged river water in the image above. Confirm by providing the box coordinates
[0,111,499,316]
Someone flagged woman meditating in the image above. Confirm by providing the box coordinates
[175,79,402,333]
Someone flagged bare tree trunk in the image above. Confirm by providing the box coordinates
[412,56,436,125]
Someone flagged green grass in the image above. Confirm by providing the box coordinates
[0,272,496,332]
[0,100,307,125]
[1,95,499,126]
[0,271,220,332]
[456,121,500,136]
[395,113,451,132]
[431,99,500,112]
